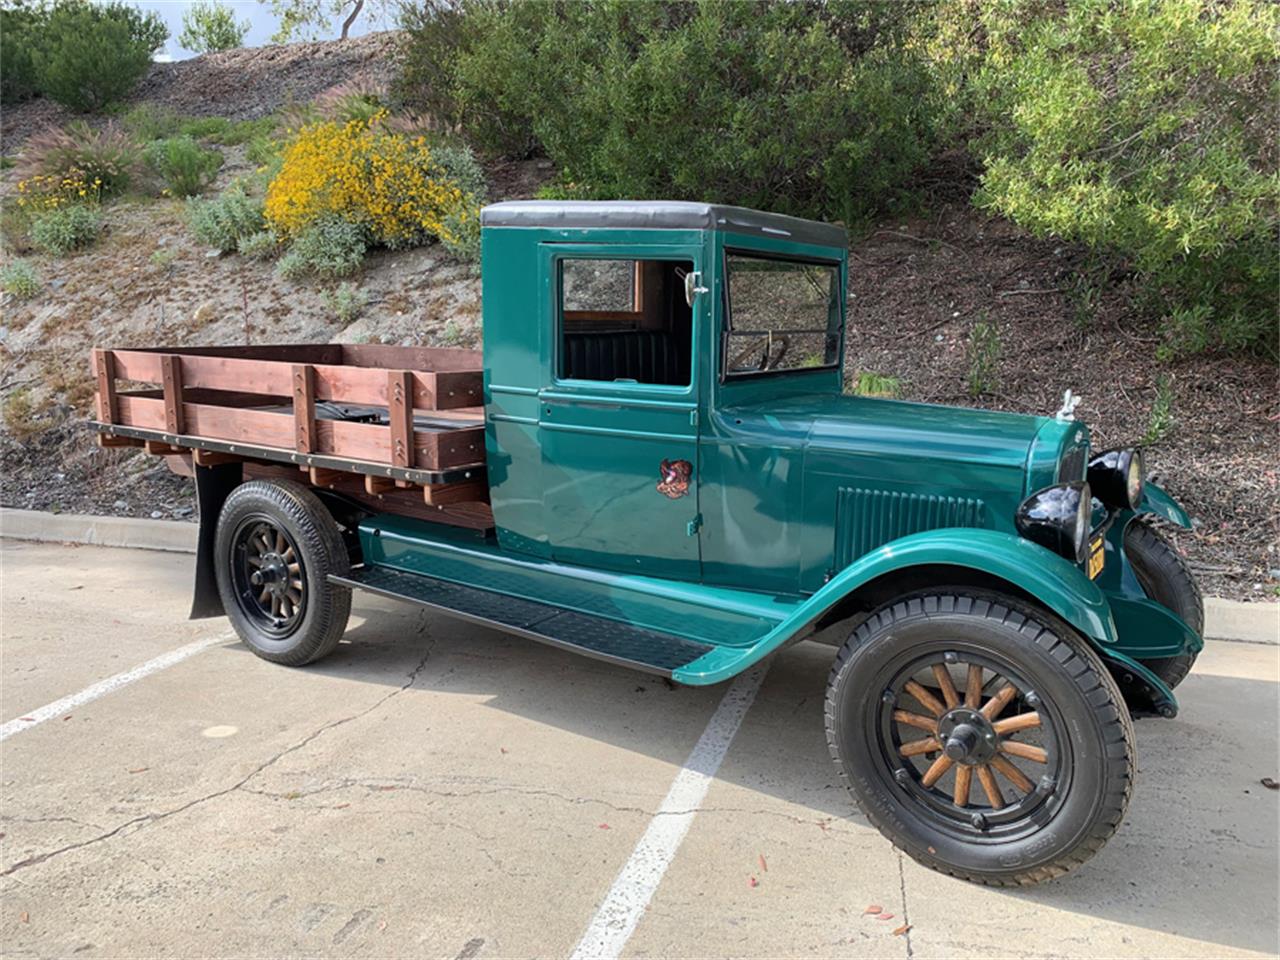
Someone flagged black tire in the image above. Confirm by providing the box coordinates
[1125,518,1203,689]
[214,479,351,666]
[824,592,1135,886]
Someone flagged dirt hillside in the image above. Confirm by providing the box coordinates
[1,36,1275,601]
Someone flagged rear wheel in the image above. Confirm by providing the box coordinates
[214,479,351,665]
[825,592,1134,886]
[1125,519,1203,689]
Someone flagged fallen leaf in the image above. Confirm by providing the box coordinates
[598,823,610,830]
[863,904,883,915]
[377,786,397,792]
[378,920,387,931]
[19,717,34,723]
[334,803,350,810]
[748,875,759,888]
[500,747,508,754]
[758,853,768,873]
[893,923,911,936]
[877,913,896,922]
[62,715,73,721]
[927,845,937,854]
[127,767,148,774]
[19,912,28,924]
[1262,777,1279,790]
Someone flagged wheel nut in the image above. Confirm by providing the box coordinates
[970,812,987,830]
[1025,691,1041,708]
[894,768,911,785]
[944,651,958,664]
[882,689,896,705]
[250,572,263,585]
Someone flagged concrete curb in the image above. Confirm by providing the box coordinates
[2,507,1276,644]
[1,507,196,554]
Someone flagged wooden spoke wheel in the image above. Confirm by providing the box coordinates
[882,653,1062,831]
[231,517,307,637]
[825,592,1134,886]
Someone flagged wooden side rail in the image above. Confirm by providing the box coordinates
[92,344,490,513]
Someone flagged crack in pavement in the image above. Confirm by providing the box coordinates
[897,849,914,958]
[2,648,435,878]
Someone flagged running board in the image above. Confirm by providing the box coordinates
[331,565,715,677]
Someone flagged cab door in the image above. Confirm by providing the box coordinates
[538,243,702,580]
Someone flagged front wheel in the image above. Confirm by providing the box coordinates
[214,479,351,666]
[825,592,1135,886]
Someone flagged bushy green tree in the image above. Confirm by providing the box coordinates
[179,0,249,52]
[30,0,168,112]
[0,1,48,105]
[263,0,388,41]
[398,0,946,226]
[926,0,1278,355]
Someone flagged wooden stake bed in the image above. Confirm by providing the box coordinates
[91,343,492,529]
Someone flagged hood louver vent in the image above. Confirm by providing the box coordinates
[834,488,988,569]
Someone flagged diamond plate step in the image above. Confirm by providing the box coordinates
[331,565,715,676]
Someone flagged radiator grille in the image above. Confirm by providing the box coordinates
[834,488,987,569]
[1058,445,1087,483]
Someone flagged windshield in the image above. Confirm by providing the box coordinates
[724,253,842,378]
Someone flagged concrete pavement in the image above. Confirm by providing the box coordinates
[1,539,1277,958]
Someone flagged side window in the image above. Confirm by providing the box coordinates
[724,253,842,377]
[558,258,694,387]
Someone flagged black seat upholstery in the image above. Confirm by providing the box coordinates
[563,330,690,386]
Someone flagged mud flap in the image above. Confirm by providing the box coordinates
[1098,649,1178,719]
[190,462,242,619]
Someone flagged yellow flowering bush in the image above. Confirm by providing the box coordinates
[15,170,105,213]
[264,114,472,250]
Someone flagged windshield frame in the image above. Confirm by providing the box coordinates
[720,248,845,383]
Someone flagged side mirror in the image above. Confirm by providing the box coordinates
[684,270,709,307]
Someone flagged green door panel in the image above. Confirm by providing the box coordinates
[536,242,704,578]
[675,528,1119,685]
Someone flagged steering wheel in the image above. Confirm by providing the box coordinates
[730,334,792,372]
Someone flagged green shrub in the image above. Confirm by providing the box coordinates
[852,371,901,399]
[396,0,945,224]
[144,136,223,196]
[432,142,486,263]
[178,0,249,53]
[32,0,168,112]
[1143,375,1176,445]
[0,1,46,105]
[176,117,232,141]
[15,121,139,198]
[236,230,279,260]
[122,103,183,141]
[966,320,1000,397]
[1,259,42,299]
[29,204,102,254]
[205,116,278,146]
[941,0,1279,356]
[186,183,265,251]
[245,133,283,168]
[322,282,368,323]
[277,215,367,280]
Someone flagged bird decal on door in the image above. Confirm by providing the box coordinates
[656,459,693,499]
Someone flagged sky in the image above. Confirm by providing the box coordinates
[135,1,398,61]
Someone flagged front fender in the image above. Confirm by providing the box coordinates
[675,529,1117,685]
[1137,480,1192,528]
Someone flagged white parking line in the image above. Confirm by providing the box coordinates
[570,664,768,960]
[0,633,231,742]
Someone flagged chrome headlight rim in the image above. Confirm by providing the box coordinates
[1087,448,1144,511]
[1015,481,1092,565]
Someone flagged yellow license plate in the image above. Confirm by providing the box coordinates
[1087,537,1105,579]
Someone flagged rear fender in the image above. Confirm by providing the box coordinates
[675,529,1118,685]
[189,462,242,619]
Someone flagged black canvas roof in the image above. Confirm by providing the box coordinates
[480,200,846,248]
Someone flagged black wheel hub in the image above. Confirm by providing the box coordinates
[230,517,306,639]
[937,707,997,765]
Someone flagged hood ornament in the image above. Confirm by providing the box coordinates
[1056,390,1082,422]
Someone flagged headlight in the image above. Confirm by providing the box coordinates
[1087,448,1144,510]
[1015,481,1091,564]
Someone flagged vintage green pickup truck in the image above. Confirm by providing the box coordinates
[93,201,1203,886]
